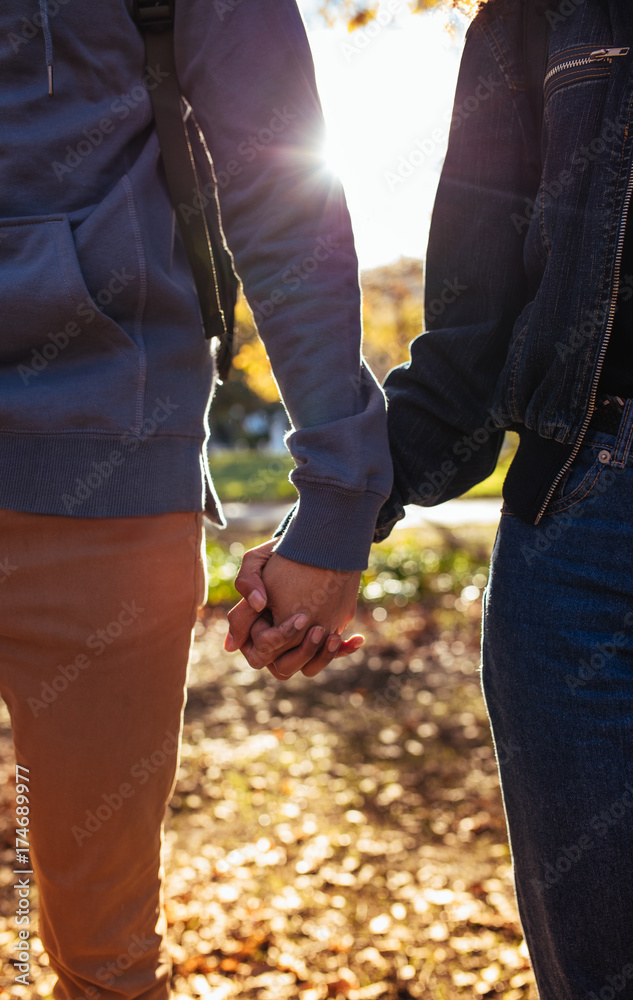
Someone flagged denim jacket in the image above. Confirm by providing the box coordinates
[375,0,633,537]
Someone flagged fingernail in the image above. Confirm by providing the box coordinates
[248,590,266,613]
[327,634,341,654]
[293,613,309,630]
[224,633,236,652]
[351,636,364,649]
[310,626,325,644]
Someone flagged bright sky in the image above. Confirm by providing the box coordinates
[297,2,467,269]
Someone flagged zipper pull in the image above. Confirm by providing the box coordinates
[590,47,630,61]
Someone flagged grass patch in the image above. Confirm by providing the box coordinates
[207,524,497,609]
[209,450,295,503]
[463,435,517,498]
[210,432,518,506]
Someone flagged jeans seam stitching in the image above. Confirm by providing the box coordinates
[547,468,602,514]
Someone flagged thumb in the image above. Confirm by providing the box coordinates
[234,540,275,612]
[236,573,267,613]
[225,598,265,652]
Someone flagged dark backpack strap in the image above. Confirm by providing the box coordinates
[523,0,550,174]
[133,0,237,382]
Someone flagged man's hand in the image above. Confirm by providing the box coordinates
[225,540,363,678]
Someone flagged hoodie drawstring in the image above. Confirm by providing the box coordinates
[40,0,54,96]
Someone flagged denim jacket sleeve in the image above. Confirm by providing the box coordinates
[375,5,541,540]
[174,0,393,571]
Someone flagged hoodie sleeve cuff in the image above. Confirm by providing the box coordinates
[273,481,386,571]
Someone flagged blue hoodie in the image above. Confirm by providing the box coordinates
[0,0,392,570]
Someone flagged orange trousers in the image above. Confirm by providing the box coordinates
[0,510,206,1000]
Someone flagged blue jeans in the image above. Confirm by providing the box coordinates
[482,400,633,1000]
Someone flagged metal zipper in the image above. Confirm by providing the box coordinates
[544,47,629,87]
[535,163,633,523]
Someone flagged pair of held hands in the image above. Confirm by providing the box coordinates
[224,539,364,678]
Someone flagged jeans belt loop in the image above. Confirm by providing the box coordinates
[612,398,633,468]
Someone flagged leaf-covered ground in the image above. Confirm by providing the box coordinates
[0,525,537,1000]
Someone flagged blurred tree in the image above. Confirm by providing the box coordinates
[319,0,478,25]
[361,258,423,383]
[226,260,423,406]
[231,299,280,405]
[209,298,284,448]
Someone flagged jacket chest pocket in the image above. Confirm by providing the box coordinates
[544,45,628,104]
[537,44,629,252]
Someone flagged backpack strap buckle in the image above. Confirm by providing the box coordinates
[132,0,174,30]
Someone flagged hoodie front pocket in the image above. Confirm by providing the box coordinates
[0,215,143,434]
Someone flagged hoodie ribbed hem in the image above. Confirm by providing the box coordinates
[0,433,212,519]
[273,480,387,571]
